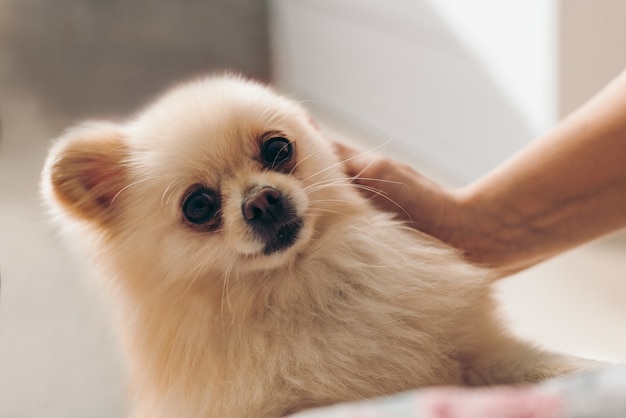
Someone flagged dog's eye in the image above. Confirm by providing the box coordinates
[182,189,219,224]
[262,137,292,166]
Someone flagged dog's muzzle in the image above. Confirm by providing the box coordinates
[241,186,302,255]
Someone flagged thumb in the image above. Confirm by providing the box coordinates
[332,141,383,180]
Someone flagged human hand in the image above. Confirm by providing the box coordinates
[334,70,626,278]
[333,142,517,277]
[333,141,464,249]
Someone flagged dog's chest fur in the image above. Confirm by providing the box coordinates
[114,210,489,418]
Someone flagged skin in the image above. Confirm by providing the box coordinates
[337,69,626,278]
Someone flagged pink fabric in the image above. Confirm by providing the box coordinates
[419,387,563,418]
[290,363,626,418]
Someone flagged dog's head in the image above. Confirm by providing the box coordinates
[42,76,358,283]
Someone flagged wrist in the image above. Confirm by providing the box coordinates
[451,186,554,276]
[447,187,520,273]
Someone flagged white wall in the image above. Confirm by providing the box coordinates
[559,0,626,116]
[424,0,558,136]
[269,0,626,183]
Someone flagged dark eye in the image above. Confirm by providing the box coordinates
[262,137,292,166]
[182,189,219,224]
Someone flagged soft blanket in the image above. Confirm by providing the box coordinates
[291,363,626,418]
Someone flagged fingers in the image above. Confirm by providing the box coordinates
[332,141,382,179]
[332,142,477,268]
[332,141,418,221]
[332,140,457,230]
[332,141,392,198]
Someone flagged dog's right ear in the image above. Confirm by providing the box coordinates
[42,122,129,226]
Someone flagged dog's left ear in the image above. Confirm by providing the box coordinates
[307,115,320,131]
[42,122,129,227]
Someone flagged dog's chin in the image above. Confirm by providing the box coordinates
[235,217,310,270]
[262,218,304,256]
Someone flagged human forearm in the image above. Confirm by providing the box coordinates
[337,70,626,277]
[453,70,626,274]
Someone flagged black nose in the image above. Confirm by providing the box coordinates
[242,186,283,223]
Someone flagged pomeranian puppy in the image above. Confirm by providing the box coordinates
[42,75,591,418]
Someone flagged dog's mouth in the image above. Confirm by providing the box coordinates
[241,186,304,256]
[262,218,304,256]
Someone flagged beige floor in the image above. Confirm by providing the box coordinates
[2,87,625,418]
[1,86,127,417]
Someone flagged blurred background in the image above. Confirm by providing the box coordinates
[1,1,625,417]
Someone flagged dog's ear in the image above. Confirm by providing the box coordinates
[43,122,129,226]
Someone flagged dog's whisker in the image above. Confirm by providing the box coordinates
[315,177,408,197]
[110,177,162,207]
[312,181,413,224]
[177,253,213,300]
[346,177,406,187]
[309,198,353,205]
[289,148,324,175]
[264,103,295,125]
[356,188,413,223]
[304,181,351,194]
[161,178,184,206]
[308,207,344,216]
[305,175,351,187]
[304,176,368,193]
[301,139,394,184]
[294,98,326,107]
[303,173,405,197]
[221,253,237,322]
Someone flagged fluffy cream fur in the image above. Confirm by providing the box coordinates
[42,75,592,418]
